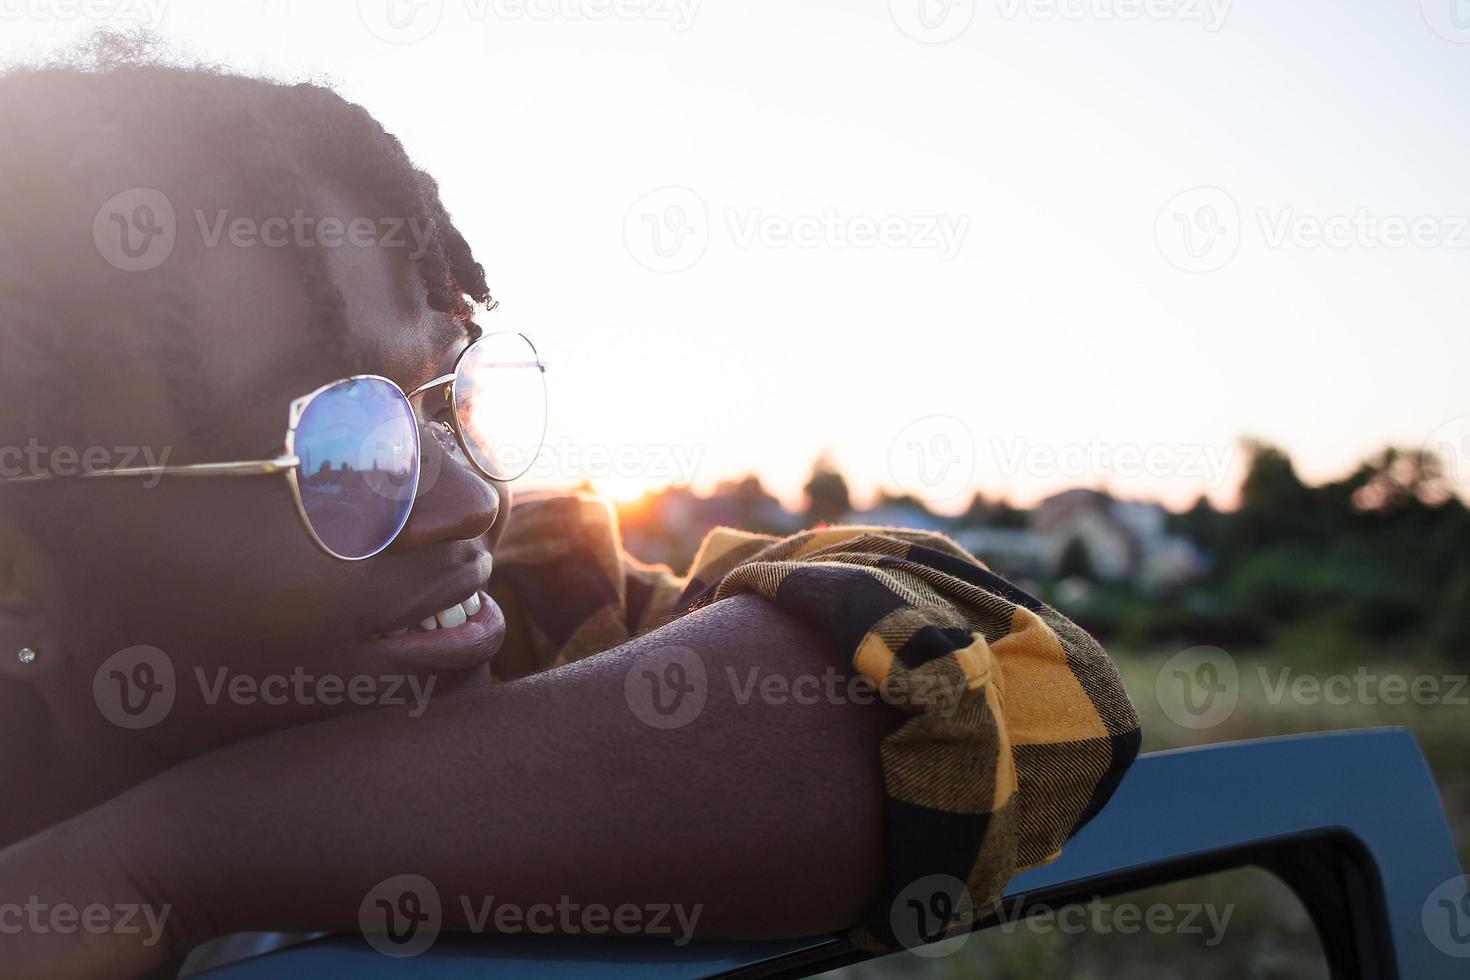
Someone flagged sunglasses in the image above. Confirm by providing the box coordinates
[6,331,547,561]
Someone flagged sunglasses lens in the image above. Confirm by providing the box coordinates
[293,378,420,559]
[453,332,547,481]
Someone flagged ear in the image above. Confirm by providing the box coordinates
[0,551,63,682]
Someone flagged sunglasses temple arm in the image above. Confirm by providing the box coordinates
[0,455,301,484]
[406,362,546,401]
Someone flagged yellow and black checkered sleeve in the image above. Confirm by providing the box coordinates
[677,524,1142,951]
[487,493,682,679]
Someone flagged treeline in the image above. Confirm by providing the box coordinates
[1166,441,1469,662]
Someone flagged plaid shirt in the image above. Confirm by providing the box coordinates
[487,493,1141,951]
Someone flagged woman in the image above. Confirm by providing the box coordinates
[0,35,1140,979]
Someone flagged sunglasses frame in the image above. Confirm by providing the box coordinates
[2,331,547,562]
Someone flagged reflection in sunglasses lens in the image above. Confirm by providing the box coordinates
[293,378,420,559]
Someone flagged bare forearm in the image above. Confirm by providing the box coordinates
[0,819,176,980]
[4,596,893,974]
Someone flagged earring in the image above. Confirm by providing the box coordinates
[17,648,37,665]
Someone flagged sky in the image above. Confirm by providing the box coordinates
[4,0,1467,512]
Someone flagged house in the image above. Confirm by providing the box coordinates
[1032,488,1207,590]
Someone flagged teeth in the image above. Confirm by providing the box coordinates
[385,591,483,638]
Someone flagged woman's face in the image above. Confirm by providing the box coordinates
[1,183,512,769]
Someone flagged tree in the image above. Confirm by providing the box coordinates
[1347,447,1453,513]
[877,491,933,514]
[803,453,850,527]
[1173,494,1223,552]
[1057,538,1096,581]
[1230,438,1319,553]
[988,499,1030,529]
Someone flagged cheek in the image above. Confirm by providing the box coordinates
[485,482,513,550]
[49,480,349,666]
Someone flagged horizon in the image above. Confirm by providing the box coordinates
[532,434,1456,517]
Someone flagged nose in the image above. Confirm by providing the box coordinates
[387,421,500,553]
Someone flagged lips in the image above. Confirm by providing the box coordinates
[367,553,504,673]
[368,588,506,674]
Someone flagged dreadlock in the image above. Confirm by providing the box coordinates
[0,31,493,449]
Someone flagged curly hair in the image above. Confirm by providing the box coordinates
[0,32,493,448]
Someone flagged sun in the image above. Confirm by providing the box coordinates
[596,475,659,503]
